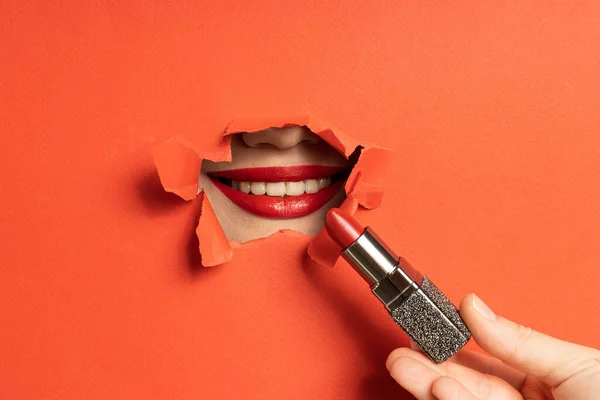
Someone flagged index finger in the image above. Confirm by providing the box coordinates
[461,294,600,387]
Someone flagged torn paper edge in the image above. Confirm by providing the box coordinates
[152,136,203,201]
[151,115,394,267]
[196,190,233,266]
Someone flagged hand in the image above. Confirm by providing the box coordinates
[386,294,600,399]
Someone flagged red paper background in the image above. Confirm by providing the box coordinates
[1,2,599,399]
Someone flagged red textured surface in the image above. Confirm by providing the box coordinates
[2,2,600,399]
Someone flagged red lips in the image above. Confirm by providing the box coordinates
[208,165,346,219]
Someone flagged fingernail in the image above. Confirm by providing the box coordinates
[471,294,496,320]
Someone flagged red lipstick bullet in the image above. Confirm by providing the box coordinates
[325,208,363,249]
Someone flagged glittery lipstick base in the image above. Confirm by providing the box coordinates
[391,276,471,363]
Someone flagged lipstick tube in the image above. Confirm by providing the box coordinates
[327,210,471,363]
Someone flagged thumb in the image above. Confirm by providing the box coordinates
[460,293,600,387]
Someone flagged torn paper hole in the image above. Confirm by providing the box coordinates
[151,115,393,267]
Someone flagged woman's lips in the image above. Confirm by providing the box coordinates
[207,165,347,219]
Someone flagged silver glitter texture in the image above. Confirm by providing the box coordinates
[391,276,471,363]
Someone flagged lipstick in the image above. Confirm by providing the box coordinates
[325,209,471,363]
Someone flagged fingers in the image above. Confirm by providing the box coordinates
[461,293,600,387]
[387,348,522,400]
[432,377,478,400]
[450,347,527,390]
[388,355,438,400]
[407,340,527,390]
[551,361,600,399]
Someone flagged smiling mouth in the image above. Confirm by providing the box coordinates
[208,165,349,219]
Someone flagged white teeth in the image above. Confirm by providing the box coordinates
[229,177,336,196]
[286,181,305,196]
[304,179,318,194]
[250,182,266,195]
[266,182,286,196]
[239,181,251,193]
[316,178,326,190]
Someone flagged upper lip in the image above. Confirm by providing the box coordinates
[207,165,347,182]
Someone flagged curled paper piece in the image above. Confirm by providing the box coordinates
[152,137,202,201]
[344,147,394,209]
[152,136,232,266]
[196,191,233,266]
[151,115,393,267]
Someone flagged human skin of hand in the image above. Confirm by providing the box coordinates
[386,294,600,400]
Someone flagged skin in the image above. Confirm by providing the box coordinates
[387,294,600,399]
[200,126,350,243]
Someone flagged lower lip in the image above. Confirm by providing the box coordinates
[209,178,344,219]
